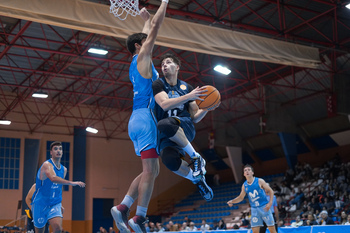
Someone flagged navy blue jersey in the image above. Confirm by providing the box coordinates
[152,77,194,121]
[243,177,269,208]
[130,55,159,110]
[32,159,64,206]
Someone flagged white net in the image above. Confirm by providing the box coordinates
[109,0,140,21]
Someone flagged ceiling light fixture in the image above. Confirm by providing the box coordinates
[88,41,108,55]
[214,65,231,75]
[88,47,108,55]
[0,119,11,125]
[32,91,48,98]
[346,3,350,9]
[86,127,98,134]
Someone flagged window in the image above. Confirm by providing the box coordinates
[46,141,70,191]
[0,137,20,189]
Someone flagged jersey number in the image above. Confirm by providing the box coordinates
[255,201,259,207]
[167,109,178,117]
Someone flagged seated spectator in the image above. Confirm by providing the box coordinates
[291,216,303,227]
[241,213,250,227]
[180,222,189,231]
[149,222,157,232]
[200,220,210,231]
[156,222,165,232]
[278,203,287,219]
[290,190,304,209]
[304,205,314,216]
[301,200,309,212]
[109,227,115,233]
[187,222,197,231]
[184,216,191,227]
[345,215,350,225]
[318,210,334,225]
[321,197,335,214]
[303,214,318,226]
[309,197,321,212]
[277,220,285,228]
[340,211,348,225]
[145,222,150,232]
[217,220,226,230]
[233,224,240,229]
[280,183,291,197]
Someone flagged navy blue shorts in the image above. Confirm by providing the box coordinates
[158,116,195,155]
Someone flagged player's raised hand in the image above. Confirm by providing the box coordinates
[187,86,207,101]
[139,7,150,21]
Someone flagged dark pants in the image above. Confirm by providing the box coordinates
[259,213,277,233]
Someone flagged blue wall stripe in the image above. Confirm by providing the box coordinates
[278,132,297,169]
[22,139,40,214]
[72,126,86,220]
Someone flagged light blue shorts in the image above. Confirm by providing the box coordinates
[32,202,62,228]
[250,206,275,228]
[128,108,157,156]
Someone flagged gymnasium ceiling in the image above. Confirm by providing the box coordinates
[1,0,350,167]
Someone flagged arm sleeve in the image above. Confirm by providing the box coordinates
[152,79,165,96]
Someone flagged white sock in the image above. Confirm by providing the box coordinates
[121,195,134,208]
[136,206,147,217]
[183,143,197,158]
[185,169,198,183]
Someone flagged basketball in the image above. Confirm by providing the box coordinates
[195,85,221,110]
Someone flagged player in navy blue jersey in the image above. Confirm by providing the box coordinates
[111,2,169,233]
[152,53,220,201]
[227,165,277,233]
[31,141,85,233]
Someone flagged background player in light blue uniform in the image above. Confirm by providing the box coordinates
[31,141,85,233]
[111,2,169,233]
[152,53,220,201]
[227,165,277,233]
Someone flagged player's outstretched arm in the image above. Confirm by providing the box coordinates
[41,162,85,187]
[140,7,151,35]
[227,184,246,207]
[137,0,169,78]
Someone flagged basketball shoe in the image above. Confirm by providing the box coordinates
[192,153,206,178]
[193,176,213,201]
[111,204,130,233]
[128,215,148,233]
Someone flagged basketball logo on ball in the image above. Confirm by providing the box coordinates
[195,85,221,111]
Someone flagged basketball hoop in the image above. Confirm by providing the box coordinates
[110,0,140,21]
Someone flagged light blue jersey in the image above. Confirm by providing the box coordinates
[128,54,159,156]
[243,177,268,208]
[130,54,159,110]
[244,177,275,227]
[32,159,64,206]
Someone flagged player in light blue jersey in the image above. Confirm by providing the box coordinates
[31,141,85,233]
[111,2,169,233]
[227,165,277,233]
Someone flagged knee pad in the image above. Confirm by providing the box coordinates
[157,117,180,138]
[160,147,182,171]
